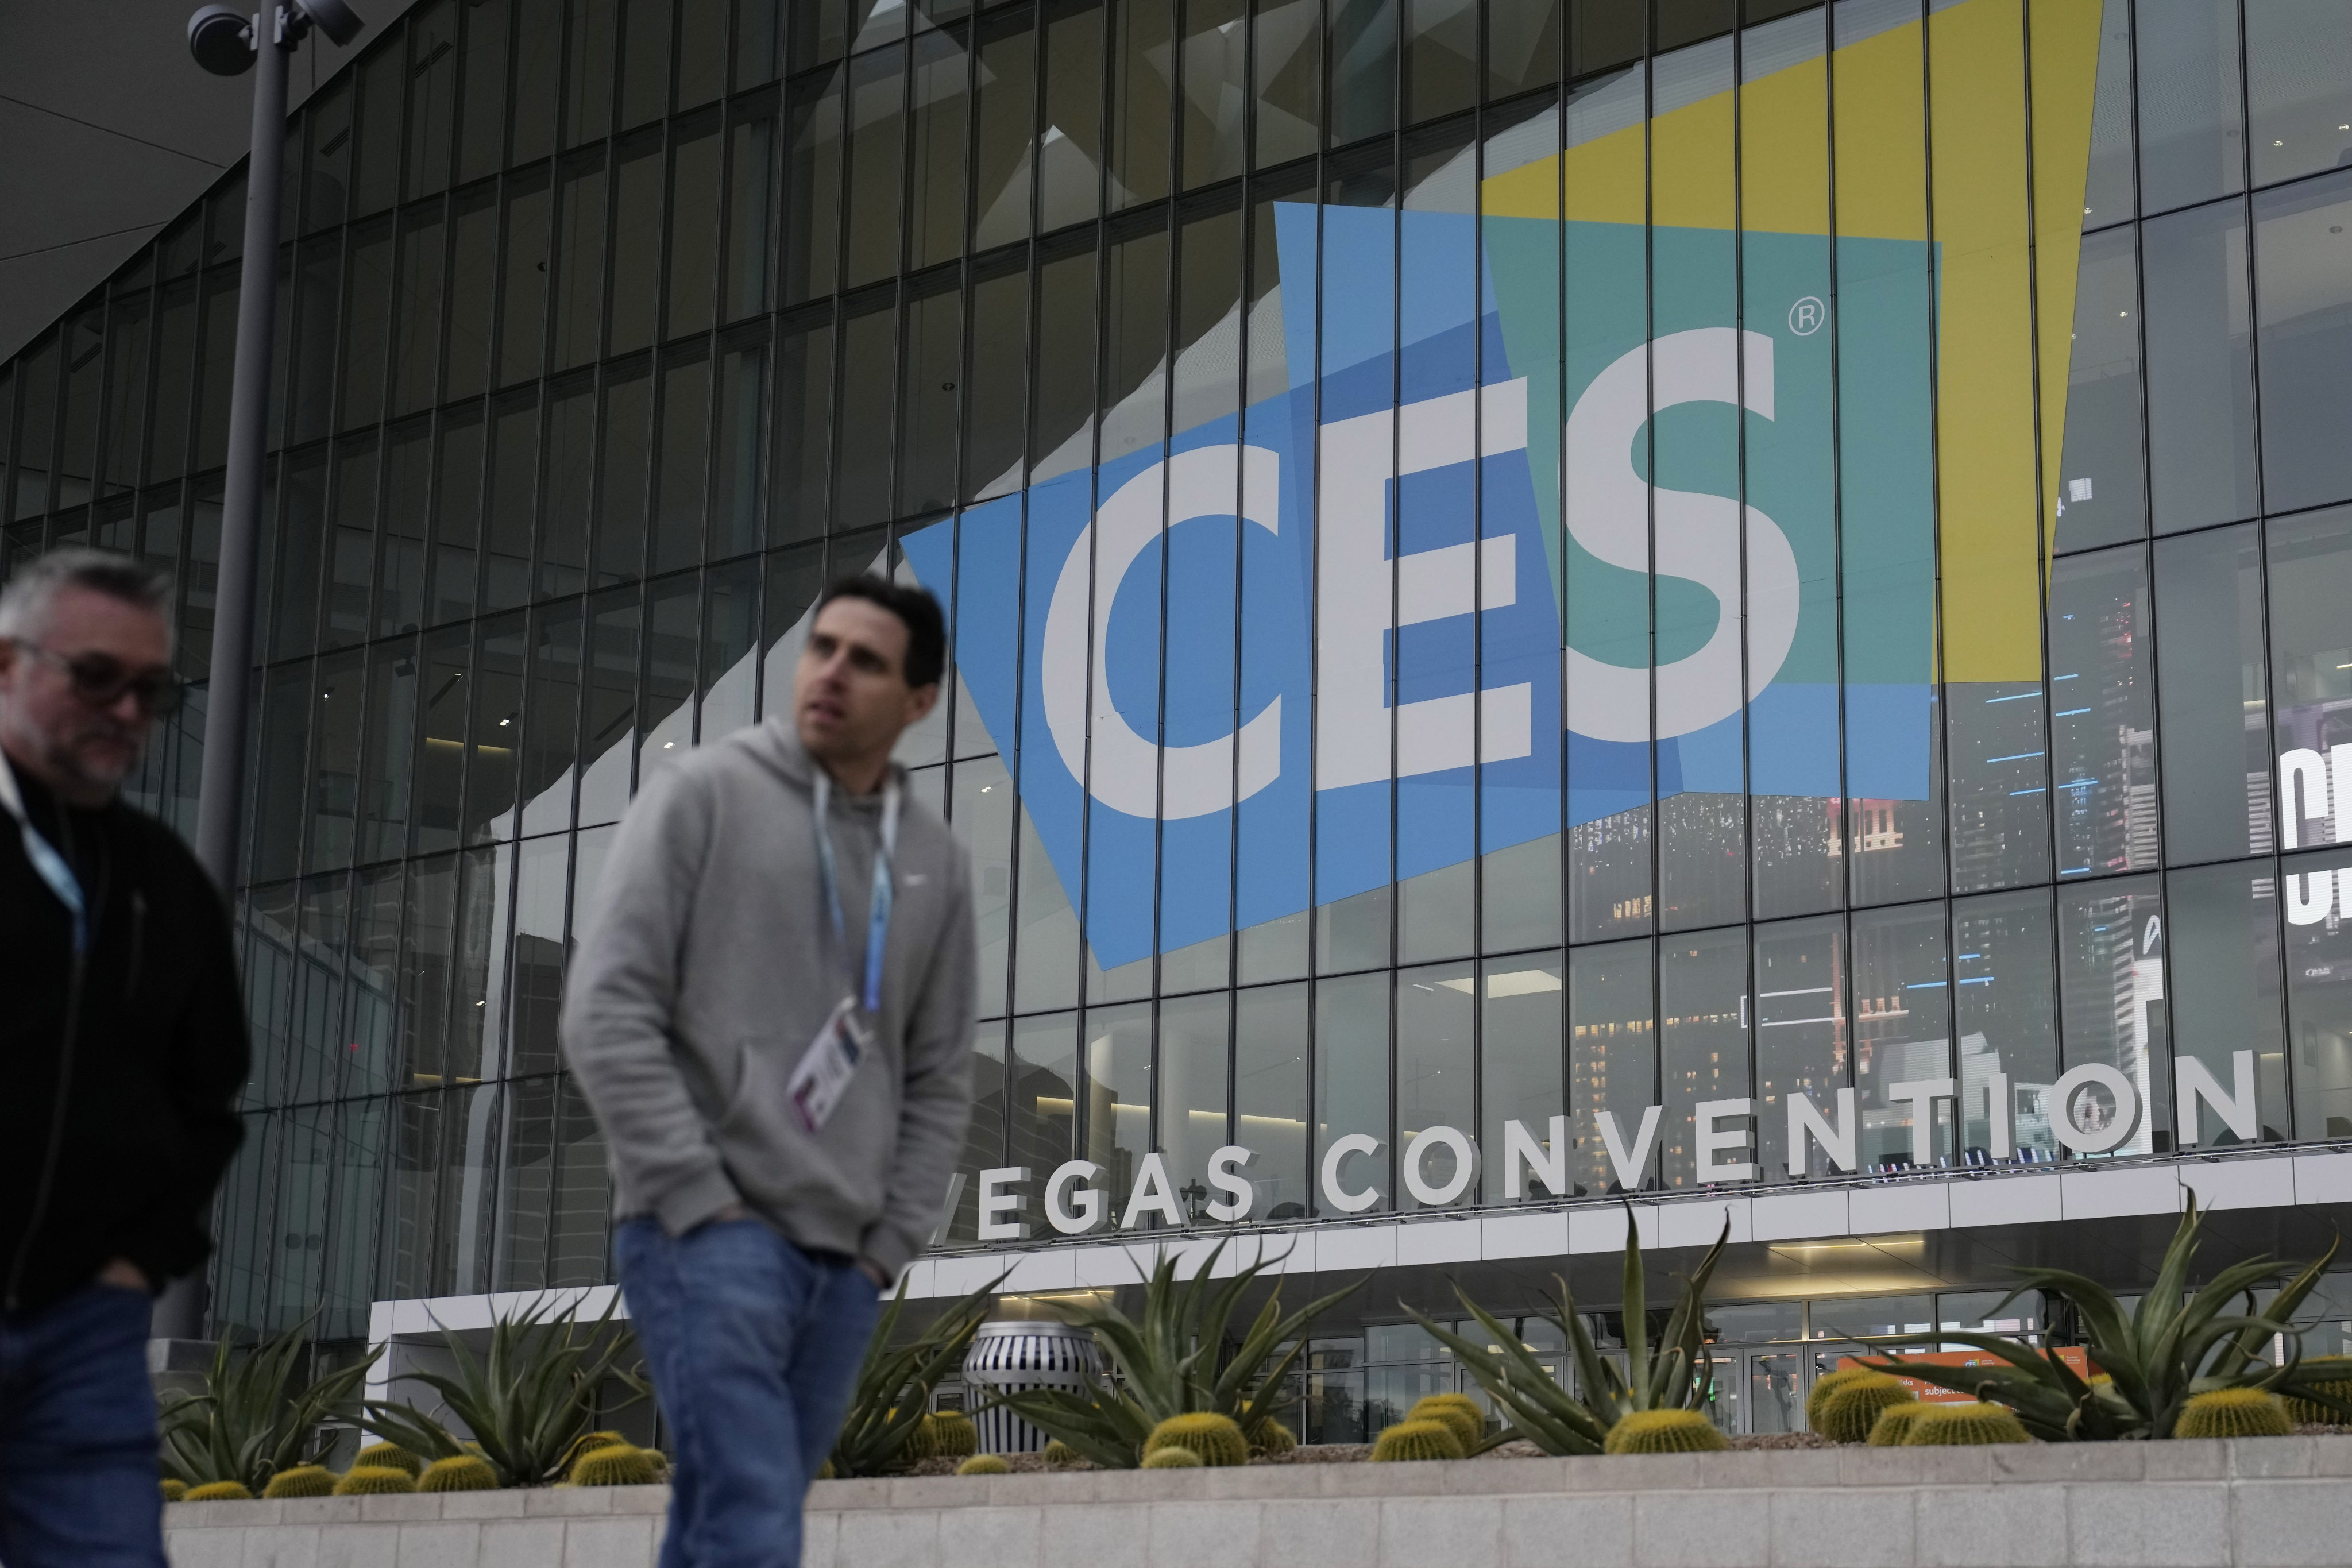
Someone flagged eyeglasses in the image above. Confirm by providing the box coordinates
[14,642,185,717]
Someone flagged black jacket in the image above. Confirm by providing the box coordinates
[2,758,248,1316]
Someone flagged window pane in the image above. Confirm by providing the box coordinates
[1570,937,1654,1194]
[655,348,712,574]
[1482,953,1563,1199]
[1234,982,1310,1215]
[1010,1011,1079,1171]
[2285,845,2352,1139]
[1330,0,1397,146]
[2053,224,2144,551]
[2166,860,2287,1145]
[835,302,895,529]
[2154,522,2269,863]
[1083,1002,1153,1221]
[2079,0,2133,230]
[1112,0,1175,208]
[901,284,961,517]
[1316,971,1391,1214]
[1953,888,2059,1157]
[2268,505,2352,853]
[1659,926,1749,1188]
[1753,916,1843,1181]
[2056,875,2167,1156]
[2048,546,2158,879]
[973,10,1035,248]
[2253,170,2352,516]
[910,34,971,270]
[1851,901,1953,1168]
[1041,1,1105,230]
[1254,0,1320,167]
[2141,198,2258,533]
[2245,0,2352,190]
[499,169,551,387]
[609,135,668,358]
[2133,0,2243,215]
[846,45,907,287]
[553,152,609,372]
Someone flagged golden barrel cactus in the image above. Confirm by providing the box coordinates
[262,1465,336,1499]
[1141,1446,1205,1469]
[1405,1393,1484,1453]
[956,1454,1011,1476]
[572,1445,666,1486]
[1144,1412,1250,1467]
[1370,1418,1466,1463]
[332,1466,417,1495]
[1868,1403,1928,1447]
[353,1442,423,1478]
[1905,1401,2030,1445]
[418,1455,499,1492]
[2175,1388,2292,1440]
[1603,1409,1729,1455]
[1820,1374,1915,1445]
[184,1481,254,1501]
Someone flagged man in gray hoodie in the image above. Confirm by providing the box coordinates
[563,576,975,1568]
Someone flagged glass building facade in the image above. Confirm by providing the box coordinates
[3,0,2351,1354]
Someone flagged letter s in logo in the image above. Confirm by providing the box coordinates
[1562,327,1799,744]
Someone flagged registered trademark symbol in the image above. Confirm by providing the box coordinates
[1788,296,1826,335]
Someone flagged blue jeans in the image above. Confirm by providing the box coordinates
[0,1282,167,1568]
[616,1216,880,1568]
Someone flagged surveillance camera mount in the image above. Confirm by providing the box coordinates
[186,0,364,74]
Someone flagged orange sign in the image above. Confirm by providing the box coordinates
[1837,1347,2095,1404]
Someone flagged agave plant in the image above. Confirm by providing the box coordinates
[1861,1197,2347,1440]
[1405,1208,1731,1455]
[158,1315,380,1493]
[829,1270,1010,1477]
[360,1293,648,1486]
[984,1238,1362,1468]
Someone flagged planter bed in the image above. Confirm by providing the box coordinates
[165,1434,2352,1568]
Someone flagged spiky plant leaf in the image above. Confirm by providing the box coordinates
[358,1292,647,1488]
[982,1238,1362,1467]
[828,1270,1010,1477]
[1407,1207,1729,1455]
[157,1313,380,1492]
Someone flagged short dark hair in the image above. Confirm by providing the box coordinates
[815,575,947,689]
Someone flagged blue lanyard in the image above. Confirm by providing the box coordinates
[810,771,901,1015]
[0,754,87,957]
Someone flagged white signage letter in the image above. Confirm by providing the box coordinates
[2049,1063,2142,1155]
[1888,1077,1957,1166]
[1401,1125,1480,1207]
[1596,1106,1664,1192]
[1986,1071,2014,1160]
[1503,1116,1569,1200]
[1319,1134,1385,1214]
[1694,1099,1757,1183]
[2281,748,2332,849]
[1121,1152,1187,1230]
[977,1167,1030,1242]
[1316,380,1534,789]
[1044,1160,1107,1235]
[1785,1088,1857,1175]
[1206,1145,1257,1222]
[2176,1050,2260,1146]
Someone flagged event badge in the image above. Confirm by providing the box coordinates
[786,994,872,1133]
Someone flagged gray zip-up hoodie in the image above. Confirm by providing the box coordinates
[561,720,975,1276]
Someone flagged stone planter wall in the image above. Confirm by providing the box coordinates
[165,1436,2352,1568]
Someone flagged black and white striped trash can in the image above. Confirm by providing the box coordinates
[961,1321,1103,1455]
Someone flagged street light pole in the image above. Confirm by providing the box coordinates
[190,6,289,903]
[166,0,365,1350]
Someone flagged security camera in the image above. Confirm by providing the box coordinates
[187,0,364,74]
[299,0,365,47]
[187,5,253,75]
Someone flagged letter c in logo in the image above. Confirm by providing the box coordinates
[1042,445,1284,820]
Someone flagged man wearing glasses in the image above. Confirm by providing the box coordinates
[0,550,246,1567]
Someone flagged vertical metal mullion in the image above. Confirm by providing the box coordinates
[1731,21,1758,1171]
[1384,138,1403,1209]
[1822,6,1856,1109]
[1642,28,1663,1190]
